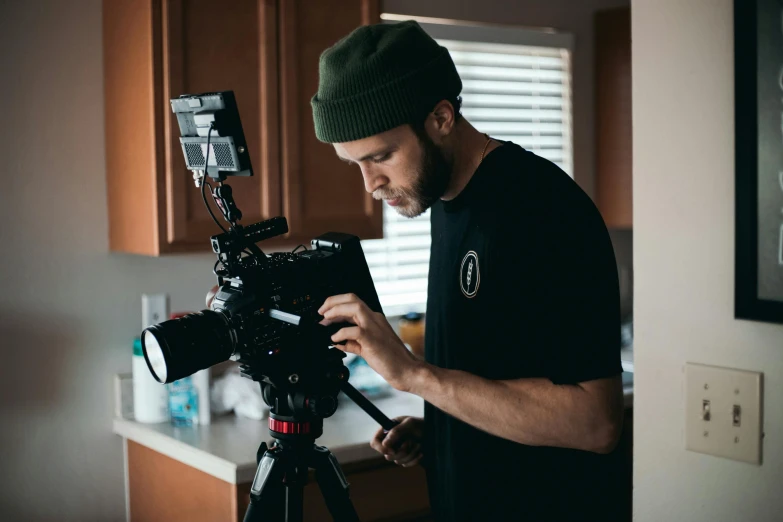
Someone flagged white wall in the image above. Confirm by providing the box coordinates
[0,2,216,520]
[633,1,783,521]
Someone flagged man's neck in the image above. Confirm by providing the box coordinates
[440,121,500,201]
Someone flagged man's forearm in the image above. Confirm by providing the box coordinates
[407,363,623,454]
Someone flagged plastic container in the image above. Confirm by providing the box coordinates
[192,368,211,425]
[132,338,169,423]
[398,312,425,358]
[168,312,211,426]
[345,354,390,398]
[168,377,198,427]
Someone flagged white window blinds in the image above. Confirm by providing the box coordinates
[362,208,432,317]
[363,19,573,317]
[442,38,573,175]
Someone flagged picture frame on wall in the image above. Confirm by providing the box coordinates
[735,0,783,324]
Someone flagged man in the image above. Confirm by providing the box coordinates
[313,21,626,521]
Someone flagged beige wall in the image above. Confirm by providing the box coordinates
[0,2,215,519]
[633,0,783,520]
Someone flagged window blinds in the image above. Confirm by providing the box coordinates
[362,24,573,317]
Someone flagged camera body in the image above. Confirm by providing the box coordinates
[141,90,384,423]
[211,230,381,383]
[143,225,381,388]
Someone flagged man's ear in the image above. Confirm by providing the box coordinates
[426,99,457,141]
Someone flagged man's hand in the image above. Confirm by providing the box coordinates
[370,416,424,467]
[318,293,422,391]
[206,284,219,308]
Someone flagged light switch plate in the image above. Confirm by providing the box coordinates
[113,372,134,420]
[685,363,763,464]
[141,293,169,329]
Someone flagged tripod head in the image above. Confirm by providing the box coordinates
[245,345,398,522]
[259,310,397,441]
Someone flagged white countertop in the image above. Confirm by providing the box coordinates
[113,388,424,485]
[115,351,634,485]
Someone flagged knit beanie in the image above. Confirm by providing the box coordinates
[311,20,462,143]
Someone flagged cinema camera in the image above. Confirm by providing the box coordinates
[140,91,397,522]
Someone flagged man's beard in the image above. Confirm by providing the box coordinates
[373,131,451,218]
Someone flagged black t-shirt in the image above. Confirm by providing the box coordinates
[423,142,625,521]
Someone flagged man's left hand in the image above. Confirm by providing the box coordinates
[318,294,421,391]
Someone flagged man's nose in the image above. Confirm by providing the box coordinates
[360,165,386,194]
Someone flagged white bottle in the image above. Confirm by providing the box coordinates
[132,338,169,423]
[192,368,211,425]
[133,293,170,423]
[169,308,211,426]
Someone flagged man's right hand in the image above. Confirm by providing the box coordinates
[370,416,424,467]
[206,284,219,309]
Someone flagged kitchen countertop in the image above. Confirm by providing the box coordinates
[113,388,423,485]
[115,350,634,485]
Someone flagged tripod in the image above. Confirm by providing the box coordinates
[243,367,397,522]
[200,181,396,520]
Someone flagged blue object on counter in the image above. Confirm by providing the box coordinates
[345,354,391,398]
[167,377,199,427]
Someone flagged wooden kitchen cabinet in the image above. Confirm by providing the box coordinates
[104,0,382,256]
[278,0,383,240]
[595,7,632,229]
[127,440,430,522]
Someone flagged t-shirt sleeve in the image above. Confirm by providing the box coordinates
[501,156,622,385]
[544,169,622,384]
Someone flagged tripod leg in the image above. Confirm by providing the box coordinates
[311,445,361,522]
[285,484,304,522]
[244,444,285,522]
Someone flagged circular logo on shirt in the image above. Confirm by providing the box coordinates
[460,251,480,298]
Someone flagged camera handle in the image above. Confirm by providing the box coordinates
[339,380,399,432]
[267,309,400,432]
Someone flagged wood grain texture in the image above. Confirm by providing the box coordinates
[127,440,429,522]
[595,7,632,229]
[300,461,429,521]
[258,0,281,220]
[127,440,243,522]
[104,0,162,255]
[279,0,383,241]
[238,458,430,522]
[105,0,383,255]
[162,0,278,248]
[162,0,186,243]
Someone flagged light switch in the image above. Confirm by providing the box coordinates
[685,363,763,465]
[702,399,711,421]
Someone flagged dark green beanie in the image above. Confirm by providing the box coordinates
[311,20,462,143]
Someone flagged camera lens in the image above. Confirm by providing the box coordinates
[141,310,236,384]
[143,330,168,383]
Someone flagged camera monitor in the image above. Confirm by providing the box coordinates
[170,91,252,179]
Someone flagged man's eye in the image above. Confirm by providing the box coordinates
[373,153,391,163]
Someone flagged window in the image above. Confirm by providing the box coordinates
[363,17,574,317]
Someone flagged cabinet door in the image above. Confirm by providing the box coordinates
[278,0,383,241]
[105,0,163,255]
[162,0,281,250]
[595,7,632,229]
